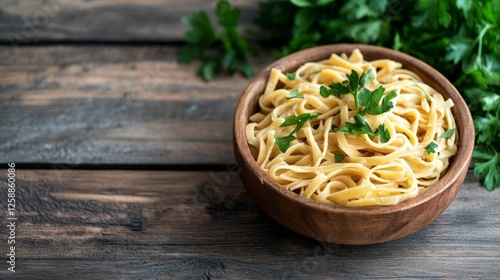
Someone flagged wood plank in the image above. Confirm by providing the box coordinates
[0,45,274,164]
[0,170,498,278]
[0,0,258,44]
[3,257,498,279]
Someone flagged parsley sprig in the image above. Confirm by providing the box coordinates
[286,71,297,80]
[440,128,456,139]
[177,0,254,81]
[334,153,345,163]
[425,141,438,155]
[287,89,304,99]
[274,113,318,152]
[426,129,456,155]
[320,70,395,142]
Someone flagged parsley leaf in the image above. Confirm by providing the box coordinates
[319,85,334,98]
[334,153,345,163]
[330,82,352,95]
[320,70,360,98]
[375,124,390,143]
[275,113,318,152]
[412,0,452,30]
[274,135,296,153]
[178,0,254,81]
[425,141,438,155]
[359,87,397,115]
[440,128,456,138]
[280,113,318,134]
[178,12,217,63]
[291,0,335,7]
[359,69,375,87]
[473,150,500,191]
[335,114,373,136]
[287,89,304,99]
[345,70,360,94]
[475,114,500,145]
[216,0,241,29]
[446,37,475,65]
[286,71,297,80]
[335,120,390,143]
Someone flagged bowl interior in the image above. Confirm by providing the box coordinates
[234,44,474,216]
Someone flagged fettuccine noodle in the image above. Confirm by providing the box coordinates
[246,49,458,207]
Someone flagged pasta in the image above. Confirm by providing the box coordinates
[246,49,458,207]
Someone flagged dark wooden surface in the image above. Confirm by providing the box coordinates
[0,45,272,165]
[0,1,499,279]
[0,0,256,43]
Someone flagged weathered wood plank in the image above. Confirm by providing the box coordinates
[0,45,274,164]
[0,0,258,44]
[3,257,498,279]
[0,170,498,278]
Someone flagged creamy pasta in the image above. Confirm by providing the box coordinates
[246,49,458,207]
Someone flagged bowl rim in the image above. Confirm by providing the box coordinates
[234,44,474,215]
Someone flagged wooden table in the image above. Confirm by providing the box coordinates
[1,1,499,279]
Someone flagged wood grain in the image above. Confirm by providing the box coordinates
[0,169,498,278]
[0,45,274,165]
[0,0,258,44]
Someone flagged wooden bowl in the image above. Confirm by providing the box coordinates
[233,44,474,245]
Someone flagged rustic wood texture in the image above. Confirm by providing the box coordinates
[0,0,258,44]
[0,169,498,279]
[0,45,274,165]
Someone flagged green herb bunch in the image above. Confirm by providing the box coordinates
[179,0,500,190]
[177,0,254,81]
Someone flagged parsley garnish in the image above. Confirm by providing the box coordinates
[375,124,391,143]
[281,113,318,132]
[359,88,397,116]
[286,71,297,80]
[440,128,456,138]
[287,89,304,99]
[275,113,318,152]
[334,153,345,163]
[321,70,394,143]
[425,141,439,155]
[274,135,296,153]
